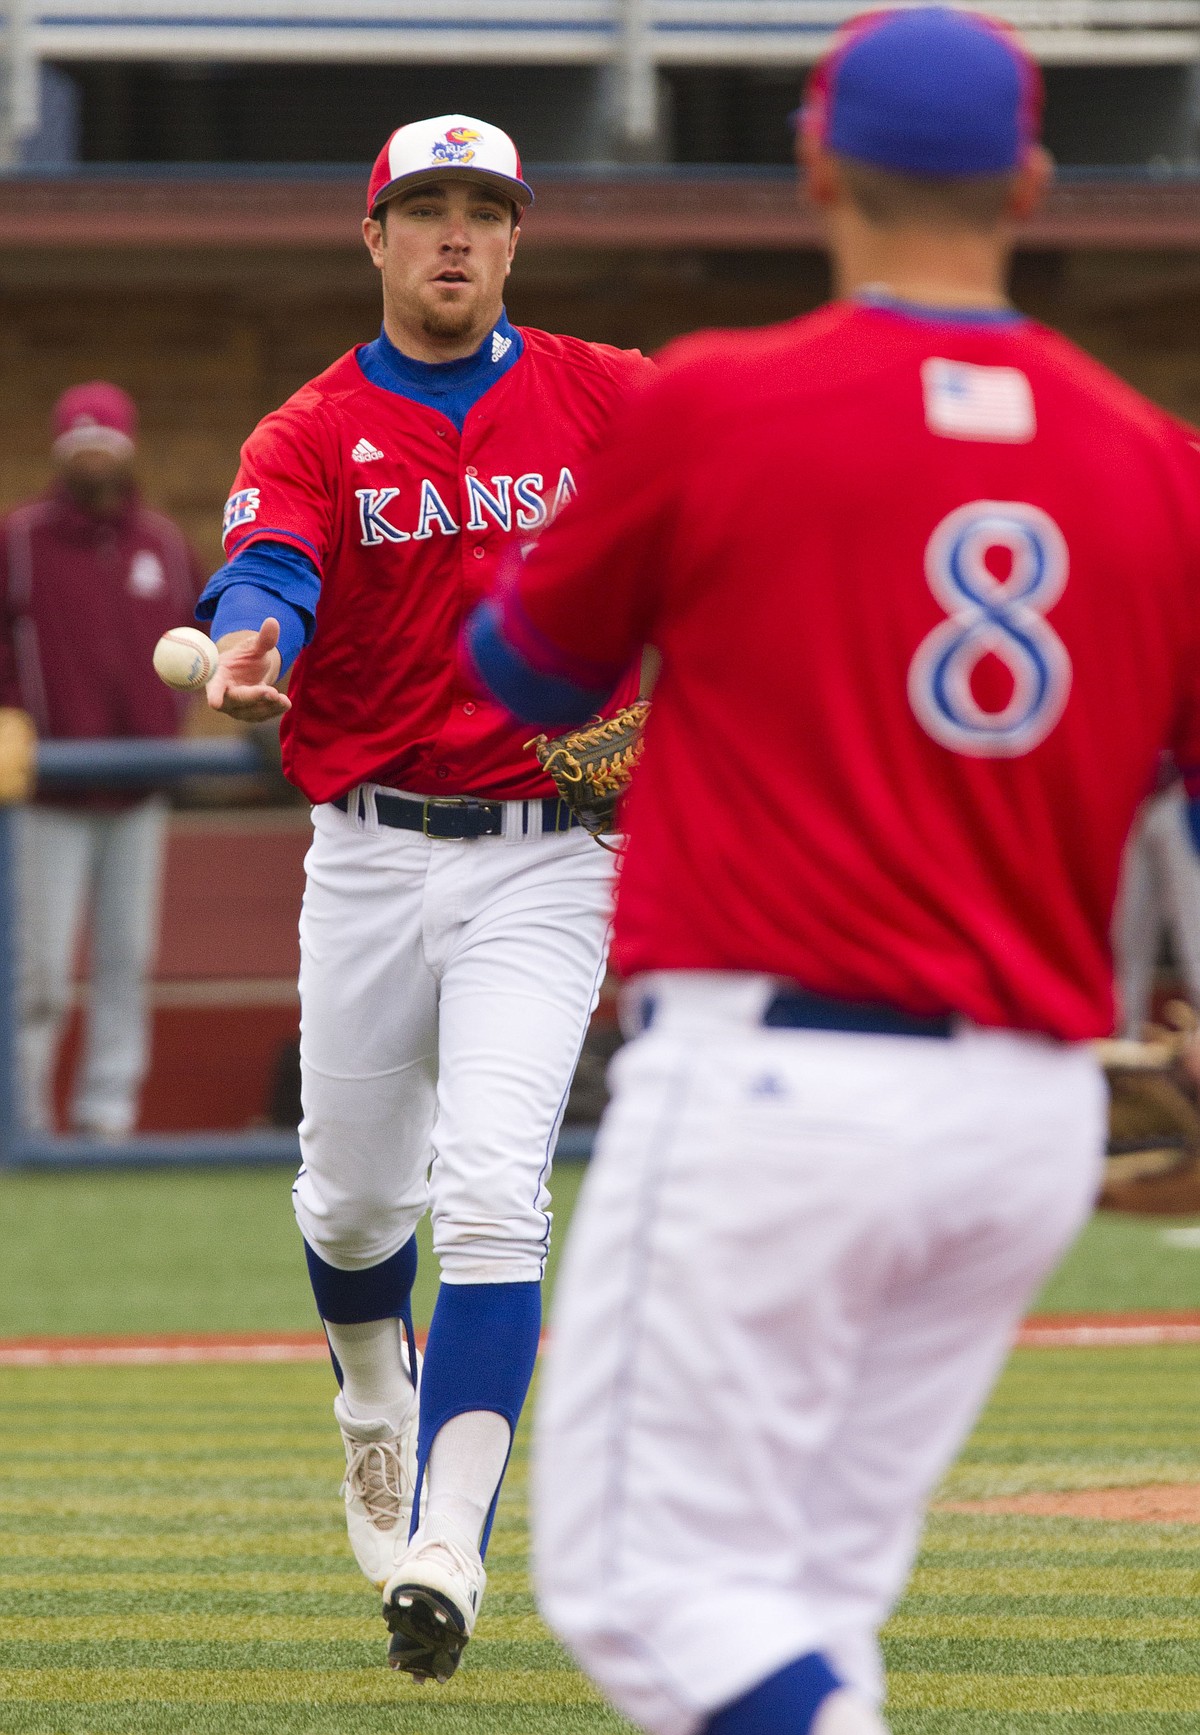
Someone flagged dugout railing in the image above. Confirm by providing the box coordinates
[0,736,601,1171]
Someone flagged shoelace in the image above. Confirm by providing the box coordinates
[342,1437,407,1531]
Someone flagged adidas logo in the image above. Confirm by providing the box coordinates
[491,331,512,364]
[352,438,384,463]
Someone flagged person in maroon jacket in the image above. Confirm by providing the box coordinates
[0,382,203,1137]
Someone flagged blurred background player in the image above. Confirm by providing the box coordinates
[1112,756,1200,1035]
[0,382,202,1138]
[194,116,647,1679]
[468,10,1200,1733]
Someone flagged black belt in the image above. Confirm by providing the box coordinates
[763,988,953,1039]
[639,985,953,1040]
[332,789,580,841]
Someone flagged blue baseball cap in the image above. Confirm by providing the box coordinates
[803,7,1042,177]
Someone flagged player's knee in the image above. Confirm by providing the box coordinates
[292,1175,423,1271]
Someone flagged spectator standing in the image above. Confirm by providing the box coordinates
[1113,757,1200,1036]
[0,383,203,1136]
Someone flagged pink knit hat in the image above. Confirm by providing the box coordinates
[51,382,138,460]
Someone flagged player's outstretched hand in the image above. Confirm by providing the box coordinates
[207,619,292,722]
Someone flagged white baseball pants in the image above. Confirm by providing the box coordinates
[292,794,614,1284]
[1113,785,1200,1037]
[534,973,1105,1735]
[17,798,167,1136]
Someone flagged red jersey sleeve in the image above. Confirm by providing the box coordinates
[222,396,337,572]
[500,361,686,683]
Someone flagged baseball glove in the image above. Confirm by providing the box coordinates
[1097,1012,1200,1213]
[0,708,36,806]
[527,699,650,849]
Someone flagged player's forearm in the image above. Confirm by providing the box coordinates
[209,583,307,676]
[197,541,320,678]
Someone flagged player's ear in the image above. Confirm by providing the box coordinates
[1008,146,1053,221]
[363,215,386,269]
[798,131,840,210]
[507,222,520,273]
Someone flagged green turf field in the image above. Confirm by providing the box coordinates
[1,1170,1199,1732]
[0,1163,593,1337]
[0,1162,1198,1335]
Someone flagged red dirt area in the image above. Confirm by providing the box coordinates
[1017,1312,1200,1345]
[938,1486,1200,1522]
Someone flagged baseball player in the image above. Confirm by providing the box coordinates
[1113,756,1200,1035]
[466,12,1200,1733]
[194,115,646,1681]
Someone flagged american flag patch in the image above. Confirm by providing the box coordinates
[921,358,1035,443]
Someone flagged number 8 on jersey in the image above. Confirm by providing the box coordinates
[907,499,1071,758]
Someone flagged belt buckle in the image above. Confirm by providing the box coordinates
[422,797,462,838]
[422,796,486,839]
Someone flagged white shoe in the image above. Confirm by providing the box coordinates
[335,1372,420,1588]
[382,1514,487,1683]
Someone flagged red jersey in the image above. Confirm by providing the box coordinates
[503,300,1200,1040]
[224,327,647,803]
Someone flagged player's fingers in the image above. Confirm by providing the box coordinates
[205,662,232,710]
[219,683,291,719]
[230,696,291,721]
[255,616,282,655]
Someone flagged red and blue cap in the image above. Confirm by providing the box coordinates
[804,7,1043,177]
[368,114,533,217]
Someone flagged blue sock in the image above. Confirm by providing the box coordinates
[705,1654,844,1735]
[413,1279,541,1554]
[303,1235,418,1384]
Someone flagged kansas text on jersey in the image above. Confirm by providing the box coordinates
[213,323,647,804]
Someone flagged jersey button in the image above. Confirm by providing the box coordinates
[463,701,476,716]
[435,766,449,780]
[465,465,478,477]
[473,546,485,560]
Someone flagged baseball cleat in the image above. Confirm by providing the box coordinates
[334,1369,421,1588]
[382,1515,487,1683]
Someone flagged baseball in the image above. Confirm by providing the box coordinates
[153,627,219,691]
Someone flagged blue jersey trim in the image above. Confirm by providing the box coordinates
[355,311,524,431]
[464,598,612,727]
[855,290,1026,328]
[225,524,323,564]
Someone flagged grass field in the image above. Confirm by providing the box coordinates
[1,1169,1199,1732]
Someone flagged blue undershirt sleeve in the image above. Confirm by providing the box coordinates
[463,598,616,727]
[208,584,308,677]
[196,541,322,678]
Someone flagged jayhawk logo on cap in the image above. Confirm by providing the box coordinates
[432,126,481,166]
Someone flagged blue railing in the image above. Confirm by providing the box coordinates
[0,735,596,1169]
[0,736,297,1169]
